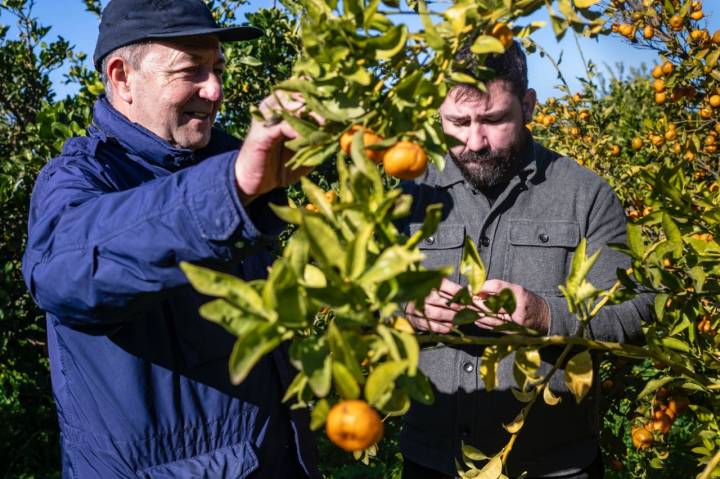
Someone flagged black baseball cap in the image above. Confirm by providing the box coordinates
[93,0,264,70]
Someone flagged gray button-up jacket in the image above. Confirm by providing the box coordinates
[398,141,652,477]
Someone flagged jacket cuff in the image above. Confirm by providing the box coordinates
[544,295,581,337]
[184,151,277,243]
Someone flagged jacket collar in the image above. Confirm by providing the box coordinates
[89,95,196,169]
[432,134,540,189]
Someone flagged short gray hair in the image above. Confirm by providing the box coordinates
[100,42,151,100]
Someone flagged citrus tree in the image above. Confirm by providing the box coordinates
[182,0,720,477]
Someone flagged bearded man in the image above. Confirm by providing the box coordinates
[399,42,652,479]
[22,0,319,477]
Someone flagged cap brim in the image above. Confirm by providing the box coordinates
[146,25,264,42]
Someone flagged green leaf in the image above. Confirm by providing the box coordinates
[461,444,488,462]
[460,236,486,293]
[484,288,516,315]
[365,360,407,407]
[347,223,374,279]
[359,246,424,287]
[476,456,502,479]
[327,322,365,383]
[229,323,283,384]
[405,203,443,249]
[181,262,274,320]
[470,35,506,55]
[369,24,408,60]
[269,204,304,225]
[303,215,346,274]
[332,362,361,399]
[661,337,690,353]
[310,399,329,430]
[301,177,334,221]
[564,351,593,404]
[198,299,264,336]
[573,0,599,8]
[626,223,644,258]
[282,372,309,405]
[479,346,509,391]
[395,329,420,376]
[406,373,434,405]
[543,385,562,406]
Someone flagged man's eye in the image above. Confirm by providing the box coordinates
[452,120,470,127]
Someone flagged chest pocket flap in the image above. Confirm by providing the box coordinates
[508,220,580,248]
[410,223,465,249]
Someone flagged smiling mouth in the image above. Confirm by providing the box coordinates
[185,112,212,121]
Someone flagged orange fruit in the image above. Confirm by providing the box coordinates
[690,10,704,20]
[710,95,720,108]
[491,22,514,48]
[713,30,720,45]
[700,107,713,119]
[643,25,654,39]
[669,15,684,31]
[655,92,667,105]
[652,412,672,434]
[632,426,654,449]
[339,125,385,163]
[662,61,674,75]
[651,65,664,79]
[653,79,665,92]
[610,144,621,156]
[631,137,643,150]
[325,400,384,452]
[619,24,634,38]
[668,394,690,414]
[665,129,677,141]
[382,141,428,180]
[692,1,703,11]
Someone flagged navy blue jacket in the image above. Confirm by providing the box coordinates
[22,97,319,478]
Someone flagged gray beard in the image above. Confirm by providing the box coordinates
[449,133,528,191]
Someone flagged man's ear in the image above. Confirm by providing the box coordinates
[521,88,537,124]
[106,56,133,104]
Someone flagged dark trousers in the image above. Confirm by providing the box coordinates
[402,452,604,479]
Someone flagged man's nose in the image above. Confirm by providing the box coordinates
[199,71,223,102]
[466,123,488,152]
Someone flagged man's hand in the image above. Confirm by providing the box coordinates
[234,92,314,204]
[406,278,467,333]
[473,279,550,334]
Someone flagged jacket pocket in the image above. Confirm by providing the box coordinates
[504,220,579,294]
[410,223,465,283]
[138,441,258,479]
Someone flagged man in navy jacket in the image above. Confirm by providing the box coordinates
[22,0,319,477]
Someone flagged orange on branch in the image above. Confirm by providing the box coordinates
[662,61,674,75]
[339,125,385,163]
[710,95,720,108]
[631,137,643,150]
[325,400,384,452]
[382,141,428,180]
[632,426,654,449]
[652,65,664,79]
[643,25,654,39]
[491,22,514,48]
[652,412,673,434]
[669,15,684,31]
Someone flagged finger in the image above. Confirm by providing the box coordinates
[476,279,509,294]
[412,304,457,324]
[408,313,453,334]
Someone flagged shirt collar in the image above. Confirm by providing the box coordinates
[89,95,196,170]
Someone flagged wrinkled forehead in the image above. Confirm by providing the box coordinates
[144,35,224,64]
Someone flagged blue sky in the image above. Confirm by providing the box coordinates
[2,1,719,101]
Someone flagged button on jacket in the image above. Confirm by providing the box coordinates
[22,96,319,478]
[398,141,652,478]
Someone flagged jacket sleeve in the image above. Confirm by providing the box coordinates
[22,149,282,327]
[542,184,653,344]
